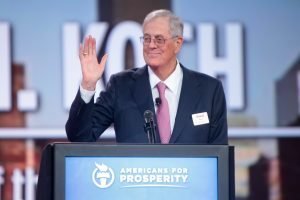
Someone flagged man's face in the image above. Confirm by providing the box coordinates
[142,17,183,70]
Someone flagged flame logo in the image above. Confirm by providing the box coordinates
[92,163,115,189]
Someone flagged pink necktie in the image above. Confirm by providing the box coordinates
[156,82,171,144]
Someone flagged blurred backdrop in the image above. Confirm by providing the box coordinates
[0,0,300,199]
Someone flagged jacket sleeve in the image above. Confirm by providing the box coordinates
[208,81,228,144]
[65,76,116,142]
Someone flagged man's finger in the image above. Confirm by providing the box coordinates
[83,37,88,55]
[92,38,96,55]
[99,54,108,69]
[79,43,84,59]
[88,35,93,55]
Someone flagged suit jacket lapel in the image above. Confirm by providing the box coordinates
[131,66,156,125]
[169,66,200,143]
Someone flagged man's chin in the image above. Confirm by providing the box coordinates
[146,57,159,63]
[146,61,160,69]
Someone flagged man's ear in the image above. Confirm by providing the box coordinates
[174,36,184,54]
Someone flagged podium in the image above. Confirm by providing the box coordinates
[37,143,235,200]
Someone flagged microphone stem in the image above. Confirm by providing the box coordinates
[144,120,156,144]
[144,110,157,144]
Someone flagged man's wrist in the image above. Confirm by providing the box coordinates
[80,84,95,103]
[81,80,97,91]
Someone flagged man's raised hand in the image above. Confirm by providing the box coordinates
[79,35,108,91]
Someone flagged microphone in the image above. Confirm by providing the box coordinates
[155,97,161,106]
[144,110,157,144]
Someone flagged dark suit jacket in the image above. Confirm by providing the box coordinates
[66,64,228,144]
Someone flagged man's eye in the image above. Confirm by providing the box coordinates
[156,38,164,43]
[144,37,151,42]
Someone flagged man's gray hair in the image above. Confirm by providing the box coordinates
[143,9,183,37]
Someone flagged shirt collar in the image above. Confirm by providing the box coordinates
[148,60,183,94]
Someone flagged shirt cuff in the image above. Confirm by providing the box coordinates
[80,84,96,103]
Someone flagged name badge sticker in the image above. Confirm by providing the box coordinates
[192,112,210,126]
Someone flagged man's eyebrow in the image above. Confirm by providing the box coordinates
[143,34,164,37]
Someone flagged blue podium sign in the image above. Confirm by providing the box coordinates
[54,144,234,200]
[66,157,218,200]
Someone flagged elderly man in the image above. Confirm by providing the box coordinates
[66,9,228,144]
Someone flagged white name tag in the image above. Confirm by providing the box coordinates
[192,112,210,126]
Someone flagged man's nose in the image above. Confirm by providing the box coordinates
[148,38,158,48]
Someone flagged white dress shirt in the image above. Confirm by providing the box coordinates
[148,61,183,134]
[80,61,183,134]
[80,84,95,103]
